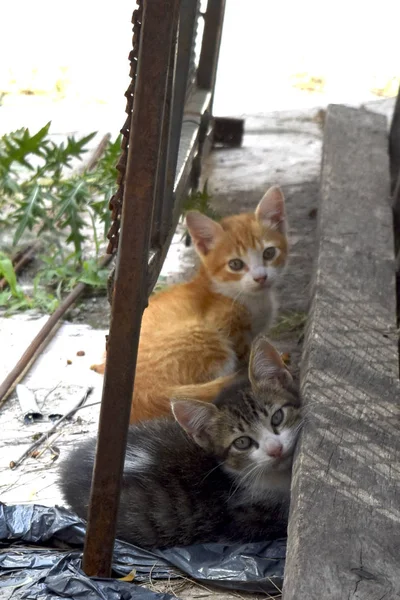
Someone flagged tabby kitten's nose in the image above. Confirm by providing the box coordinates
[254,275,267,284]
[266,442,283,458]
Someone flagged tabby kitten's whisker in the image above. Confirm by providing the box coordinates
[227,462,261,502]
[201,461,225,483]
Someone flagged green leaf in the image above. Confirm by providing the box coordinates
[12,185,41,245]
[78,260,108,288]
[0,256,23,297]
[0,122,51,173]
[0,125,121,314]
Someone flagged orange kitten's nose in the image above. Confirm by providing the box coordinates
[266,442,283,458]
[253,275,267,284]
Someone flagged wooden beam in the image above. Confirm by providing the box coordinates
[283,104,400,599]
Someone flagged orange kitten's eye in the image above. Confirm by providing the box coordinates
[228,259,245,271]
[263,247,276,261]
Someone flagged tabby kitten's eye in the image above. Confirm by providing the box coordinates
[271,408,284,427]
[228,258,245,271]
[263,247,276,261]
[232,436,253,450]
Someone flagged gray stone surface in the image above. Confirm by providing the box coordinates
[283,105,400,600]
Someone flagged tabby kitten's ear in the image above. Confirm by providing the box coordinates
[171,399,219,448]
[255,186,286,234]
[186,211,224,255]
[249,336,292,389]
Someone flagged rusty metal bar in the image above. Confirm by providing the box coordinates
[151,0,200,249]
[82,0,180,578]
[150,25,177,248]
[159,0,200,243]
[197,0,226,93]
[184,0,201,103]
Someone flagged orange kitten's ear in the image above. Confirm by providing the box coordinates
[186,211,224,255]
[249,336,292,389]
[171,399,218,448]
[255,186,286,233]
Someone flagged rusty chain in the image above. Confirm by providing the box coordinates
[105,1,143,305]
[106,0,143,256]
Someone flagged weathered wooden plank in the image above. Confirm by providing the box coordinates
[283,104,400,600]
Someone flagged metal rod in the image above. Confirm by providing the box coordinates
[196,0,226,94]
[150,25,177,248]
[146,0,202,294]
[82,0,180,578]
[160,0,200,242]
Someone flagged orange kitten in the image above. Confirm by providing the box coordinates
[91,186,289,423]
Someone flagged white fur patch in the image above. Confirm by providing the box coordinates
[225,415,300,502]
[125,447,153,472]
[215,348,237,378]
[250,423,298,472]
[211,241,284,335]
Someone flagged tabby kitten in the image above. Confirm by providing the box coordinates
[91,185,289,424]
[61,337,302,549]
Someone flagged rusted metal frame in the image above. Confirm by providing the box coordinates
[196,0,226,96]
[194,0,227,191]
[147,122,201,291]
[159,0,201,244]
[185,0,201,103]
[150,24,178,248]
[147,0,207,292]
[82,0,181,578]
[148,91,213,284]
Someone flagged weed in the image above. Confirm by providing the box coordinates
[270,311,307,337]
[0,123,120,313]
[0,124,215,315]
[180,180,219,245]
[182,180,218,221]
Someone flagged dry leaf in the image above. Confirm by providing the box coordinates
[118,569,136,582]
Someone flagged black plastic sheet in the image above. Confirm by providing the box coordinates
[0,503,285,598]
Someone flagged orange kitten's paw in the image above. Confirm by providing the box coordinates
[90,363,105,374]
